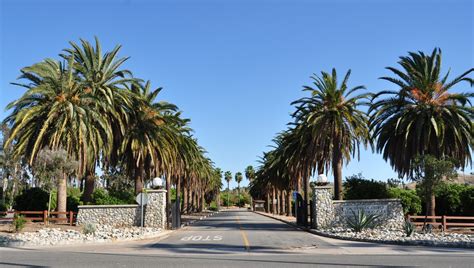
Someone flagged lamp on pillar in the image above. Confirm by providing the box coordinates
[152,177,164,189]
[316,174,329,186]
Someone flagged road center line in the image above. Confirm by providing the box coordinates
[236,216,250,251]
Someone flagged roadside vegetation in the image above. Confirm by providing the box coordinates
[250,48,473,220]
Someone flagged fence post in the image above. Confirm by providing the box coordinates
[43,210,48,225]
[69,211,73,226]
[442,215,446,232]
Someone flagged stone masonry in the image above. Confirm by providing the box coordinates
[77,189,167,228]
[312,185,404,230]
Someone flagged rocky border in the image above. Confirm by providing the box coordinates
[255,211,474,249]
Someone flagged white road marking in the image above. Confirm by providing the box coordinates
[180,235,223,241]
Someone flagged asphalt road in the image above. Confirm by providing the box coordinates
[1,209,473,267]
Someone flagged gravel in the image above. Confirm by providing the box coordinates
[319,227,474,248]
[0,225,163,247]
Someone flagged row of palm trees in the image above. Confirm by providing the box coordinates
[3,38,222,216]
[250,48,473,219]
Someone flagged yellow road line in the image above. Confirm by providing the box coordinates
[236,216,250,251]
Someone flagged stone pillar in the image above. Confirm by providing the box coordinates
[312,186,335,229]
[144,189,167,229]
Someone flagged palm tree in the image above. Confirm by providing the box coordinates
[370,48,473,176]
[370,49,473,215]
[62,37,135,202]
[235,172,243,207]
[213,168,223,210]
[245,165,255,209]
[291,69,371,200]
[120,81,179,194]
[4,56,110,214]
[224,171,232,208]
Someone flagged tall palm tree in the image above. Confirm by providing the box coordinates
[224,171,232,208]
[235,172,243,207]
[213,168,223,210]
[244,166,255,183]
[292,69,371,200]
[4,56,109,213]
[62,37,135,202]
[120,81,179,194]
[370,49,473,215]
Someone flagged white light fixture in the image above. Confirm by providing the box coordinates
[152,177,164,189]
[317,174,328,184]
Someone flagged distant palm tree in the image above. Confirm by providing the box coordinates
[292,69,370,200]
[245,166,255,182]
[224,171,232,208]
[370,48,473,179]
[235,172,243,207]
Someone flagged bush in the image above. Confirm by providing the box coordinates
[343,174,389,200]
[221,192,237,207]
[12,214,27,232]
[14,188,49,211]
[346,209,380,232]
[434,183,474,216]
[82,223,96,235]
[388,188,422,215]
[0,200,8,212]
[49,188,83,212]
[91,188,131,205]
[209,201,218,211]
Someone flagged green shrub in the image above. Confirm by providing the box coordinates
[343,174,389,200]
[12,214,27,232]
[49,188,83,211]
[0,200,8,212]
[209,201,218,211]
[460,186,474,216]
[82,223,96,235]
[346,209,380,232]
[14,188,49,211]
[388,188,422,215]
[221,192,236,207]
[434,183,471,216]
[91,188,131,205]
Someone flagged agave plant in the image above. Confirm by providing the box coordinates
[346,209,381,232]
[404,220,415,237]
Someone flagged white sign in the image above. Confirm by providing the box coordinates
[181,235,223,241]
[342,204,388,216]
[135,193,148,206]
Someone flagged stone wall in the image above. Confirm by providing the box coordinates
[77,189,167,228]
[333,199,404,229]
[312,186,404,230]
[76,205,140,227]
[144,189,166,228]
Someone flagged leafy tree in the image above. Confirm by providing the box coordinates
[387,187,422,215]
[411,155,457,217]
[32,148,78,214]
[370,48,473,177]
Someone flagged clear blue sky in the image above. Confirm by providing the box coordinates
[1,0,472,189]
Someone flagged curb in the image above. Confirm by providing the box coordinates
[254,211,474,249]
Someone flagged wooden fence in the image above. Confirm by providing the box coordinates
[0,210,77,226]
[408,215,474,231]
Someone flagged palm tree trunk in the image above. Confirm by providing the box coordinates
[332,147,343,200]
[286,189,292,216]
[238,183,240,208]
[227,182,230,208]
[176,177,181,211]
[282,190,285,215]
[266,192,270,212]
[82,169,95,203]
[216,190,221,211]
[134,162,144,195]
[183,186,188,214]
[200,189,205,212]
[57,173,67,218]
[166,175,171,228]
[271,186,276,214]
